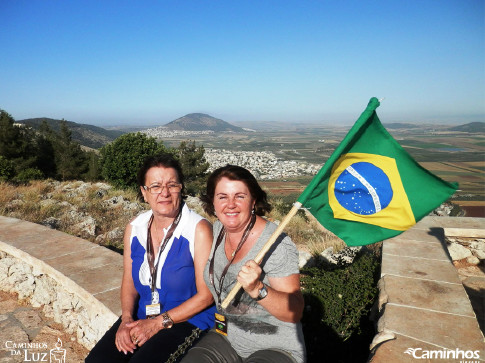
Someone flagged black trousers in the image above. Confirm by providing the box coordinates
[85,317,199,363]
[181,331,298,363]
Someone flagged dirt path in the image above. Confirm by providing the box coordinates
[0,291,89,363]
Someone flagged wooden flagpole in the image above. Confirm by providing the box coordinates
[220,202,302,309]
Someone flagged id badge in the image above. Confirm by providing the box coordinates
[151,290,159,304]
[214,313,228,336]
[146,303,160,319]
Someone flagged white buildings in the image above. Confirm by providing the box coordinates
[204,148,321,179]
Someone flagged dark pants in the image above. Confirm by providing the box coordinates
[85,317,199,363]
[181,330,298,363]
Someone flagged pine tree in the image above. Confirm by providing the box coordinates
[84,151,101,181]
[0,109,39,177]
[174,141,209,196]
[35,120,57,178]
[53,120,88,180]
[0,110,24,159]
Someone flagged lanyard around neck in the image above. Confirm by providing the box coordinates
[146,203,184,294]
[209,213,256,308]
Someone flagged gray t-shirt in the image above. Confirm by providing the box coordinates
[204,220,306,363]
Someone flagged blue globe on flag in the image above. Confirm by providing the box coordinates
[334,162,393,215]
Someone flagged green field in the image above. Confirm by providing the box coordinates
[161,124,484,200]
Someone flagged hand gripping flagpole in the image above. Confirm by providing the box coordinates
[220,201,302,310]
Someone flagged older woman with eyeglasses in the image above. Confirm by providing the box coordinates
[86,154,216,363]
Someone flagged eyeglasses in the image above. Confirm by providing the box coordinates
[143,183,182,194]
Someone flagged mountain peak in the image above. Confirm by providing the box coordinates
[164,113,244,132]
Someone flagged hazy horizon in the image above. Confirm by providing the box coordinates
[13,111,483,130]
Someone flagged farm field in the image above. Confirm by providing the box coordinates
[420,161,485,201]
[161,122,484,209]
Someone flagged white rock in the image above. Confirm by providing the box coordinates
[466,255,480,265]
[298,250,313,269]
[73,216,97,237]
[31,276,56,307]
[124,202,142,211]
[470,240,485,252]
[42,304,54,318]
[102,196,125,208]
[447,242,472,260]
[318,247,336,264]
[90,314,111,342]
[471,249,485,260]
[67,210,86,223]
[6,199,24,208]
[40,199,58,208]
[334,246,362,265]
[17,274,35,299]
[8,262,32,287]
[94,182,112,190]
[54,290,75,311]
[370,330,396,350]
[32,265,44,277]
[59,201,75,209]
[0,256,15,275]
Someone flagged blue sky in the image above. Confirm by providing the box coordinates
[1,0,484,126]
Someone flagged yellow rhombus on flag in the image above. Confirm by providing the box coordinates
[297,97,458,246]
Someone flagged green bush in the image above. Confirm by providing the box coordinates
[14,168,44,183]
[0,156,14,181]
[100,133,167,190]
[301,251,380,362]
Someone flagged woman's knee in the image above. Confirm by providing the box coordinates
[181,331,240,363]
[246,349,298,363]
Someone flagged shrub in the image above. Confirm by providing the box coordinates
[301,251,380,362]
[14,168,44,183]
[100,133,167,190]
[0,156,14,181]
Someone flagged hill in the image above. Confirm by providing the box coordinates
[448,122,485,133]
[17,118,125,149]
[164,113,244,132]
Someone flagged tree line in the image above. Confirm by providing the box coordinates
[0,109,209,195]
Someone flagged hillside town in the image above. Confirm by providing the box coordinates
[142,126,215,138]
[142,127,322,179]
[204,148,321,179]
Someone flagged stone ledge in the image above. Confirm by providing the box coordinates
[370,216,485,362]
[0,244,117,350]
[444,227,485,238]
[0,216,121,350]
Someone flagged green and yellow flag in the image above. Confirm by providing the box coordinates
[298,97,458,246]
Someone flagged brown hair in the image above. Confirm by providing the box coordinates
[137,153,186,199]
[201,164,271,216]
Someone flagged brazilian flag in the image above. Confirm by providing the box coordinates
[297,97,458,246]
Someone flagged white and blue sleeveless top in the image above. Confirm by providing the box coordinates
[130,204,216,329]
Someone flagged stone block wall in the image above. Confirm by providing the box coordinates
[0,246,117,350]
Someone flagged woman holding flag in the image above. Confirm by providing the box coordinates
[182,165,306,363]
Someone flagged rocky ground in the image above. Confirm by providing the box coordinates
[447,236,485,334]
[0,291,89,363]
